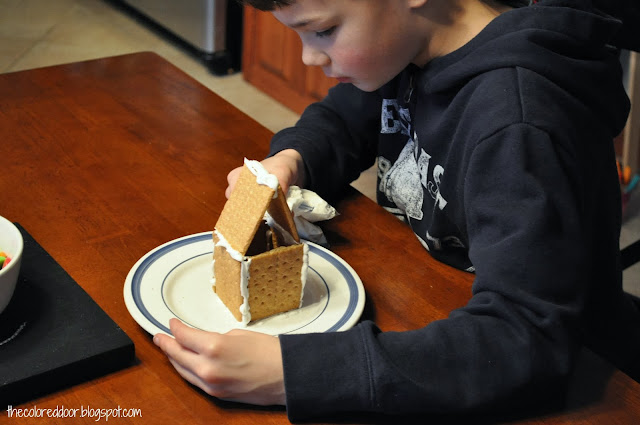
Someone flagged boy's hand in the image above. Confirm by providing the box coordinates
[225,149,305,198]
[153,318,286,406]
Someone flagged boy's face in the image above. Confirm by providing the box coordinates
[273,0,428,92]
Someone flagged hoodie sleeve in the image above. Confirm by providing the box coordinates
[279,123,590,421]
[268,83,381,200]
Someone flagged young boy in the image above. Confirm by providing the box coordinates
[154,0,640,421]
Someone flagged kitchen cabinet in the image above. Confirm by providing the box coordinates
[242,7,337,115]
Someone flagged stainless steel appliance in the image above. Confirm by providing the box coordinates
[117,0,242,75]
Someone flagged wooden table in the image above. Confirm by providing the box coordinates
[0,52,638,424]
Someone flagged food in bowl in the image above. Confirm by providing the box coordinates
[0,251,11,269]
[0,216,23,315]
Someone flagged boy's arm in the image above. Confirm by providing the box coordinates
[278,124,601,420]
[268,83,382,200]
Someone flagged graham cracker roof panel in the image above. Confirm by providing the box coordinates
[215,164,275,255]
[268,185,300,243]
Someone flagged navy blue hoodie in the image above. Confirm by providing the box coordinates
[270,0,640,421]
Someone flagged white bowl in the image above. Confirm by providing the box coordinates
[0,216,23,315]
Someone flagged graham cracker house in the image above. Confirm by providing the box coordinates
[212,159,308,324]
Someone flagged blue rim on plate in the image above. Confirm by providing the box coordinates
[124,232,364,335]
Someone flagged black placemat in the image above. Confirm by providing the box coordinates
[0,224,135,406]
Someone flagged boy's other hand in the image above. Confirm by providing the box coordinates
[225,149,305,198]
[153,318,286,406]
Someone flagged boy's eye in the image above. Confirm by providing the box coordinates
[315,26,336,38]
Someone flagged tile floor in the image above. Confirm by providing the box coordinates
[1,0,637,295]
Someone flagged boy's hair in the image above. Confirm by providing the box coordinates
[237,0,291,11]
[237,0,531,12]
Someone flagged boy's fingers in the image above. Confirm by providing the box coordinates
[153,330,224,393]
[165,356,215,394]
[153,325,200,362]
[225,167,243,198]
[168,318,223,356]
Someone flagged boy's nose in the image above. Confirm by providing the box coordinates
[301,45,330,67]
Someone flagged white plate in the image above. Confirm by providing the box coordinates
[124,232,365,336]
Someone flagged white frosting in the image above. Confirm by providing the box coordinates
[213,229,243,261]
[264,212,299,246]
[239,258,251,325]
[299,243,309,307]
[244,158,278,196]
